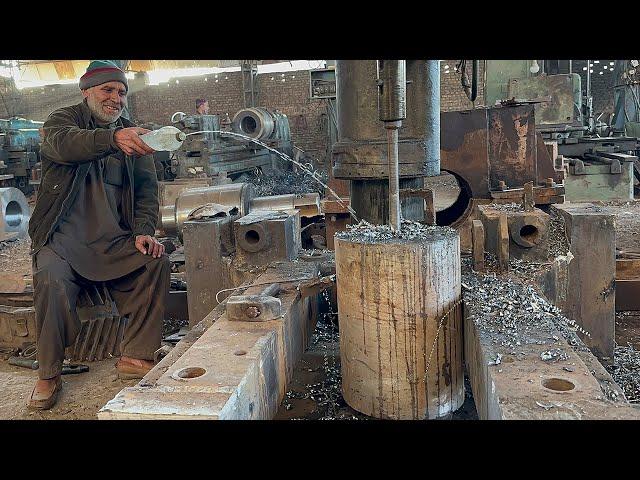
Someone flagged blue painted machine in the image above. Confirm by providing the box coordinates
[0,117,43,194]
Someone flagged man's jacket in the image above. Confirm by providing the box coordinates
[28,99,158,255]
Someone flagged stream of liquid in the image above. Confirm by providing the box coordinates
[185,130,359,221]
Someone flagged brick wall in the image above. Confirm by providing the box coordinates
[128,72,244,125]
[440,60,486,112]
[255,71,329,157]
[0,79,83,120]
[127,70,330,159]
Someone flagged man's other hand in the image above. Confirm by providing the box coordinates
[135,235,165,258]
[114,127,156,156]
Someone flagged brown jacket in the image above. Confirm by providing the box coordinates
[28,99,158,255]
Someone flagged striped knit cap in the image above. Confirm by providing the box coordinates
[79,60,128,92]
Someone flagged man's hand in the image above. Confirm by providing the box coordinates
[135,235,165,258]
[114,127,156,156]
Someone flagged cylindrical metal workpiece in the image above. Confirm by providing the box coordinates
[0,187,30,239]
[232,107,275,140]
[250,193,321,218]
[336,60,384,144]
[158,179,211,234]
[333,60,427,180]
[335,227,464,419]
[378,60,406,122]
[173,183,254,234]
[333,60,441,179]
[386,124,401,230]
[423,59,440,177]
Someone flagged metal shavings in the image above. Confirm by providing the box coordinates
[536,401,555,410]
[281,289,369,420]
[548,207,570,259]
[489,353,502,366]
[540,349,569,363]
[605,343,640,403]
[480,254,552,284]
[243,168,327,197]
[509,258,549,277]
[336,220,457,244]
[462,263,592,357]
[488,202,524,212]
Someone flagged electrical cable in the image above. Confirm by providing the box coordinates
[215,277,313,304]
[21,343,37,359]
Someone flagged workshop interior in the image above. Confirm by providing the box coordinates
[1,58,640,420]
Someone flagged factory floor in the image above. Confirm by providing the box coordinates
[2,310,636,421]
[2,190,639,419]
[275,312,479,420]
[0,237,138,420]
[0,358,138,420]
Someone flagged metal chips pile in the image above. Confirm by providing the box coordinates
[336,219,457,244]
[487,202,525,212]
[607,343,640,403]
[462,260,590,356]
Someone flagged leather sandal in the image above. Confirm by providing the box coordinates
[115,358,153,380]
[27,376,62,410]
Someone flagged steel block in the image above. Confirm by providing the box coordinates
[234,210,300,266]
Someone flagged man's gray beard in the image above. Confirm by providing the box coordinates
[87,95,122,124]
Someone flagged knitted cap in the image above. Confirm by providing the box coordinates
[79,60,128,92]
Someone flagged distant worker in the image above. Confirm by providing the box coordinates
[27,60,170,410]
[221,112,232,131]
[195,98,210,115]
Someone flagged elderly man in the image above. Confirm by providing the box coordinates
[27,60,170,410]
[195,98,210,115]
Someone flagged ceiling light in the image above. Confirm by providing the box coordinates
[582,67,587,71]
[594,60,600,64]
[530,60,540,74]
[590,69,593,73]
[610,62,615,66]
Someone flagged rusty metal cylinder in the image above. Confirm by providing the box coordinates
[422,60,440,177]
[0,187,30,239]
[332,59,440,180]
[335,227,464,419]
[332,60,440,225]
[378,60,407,122]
